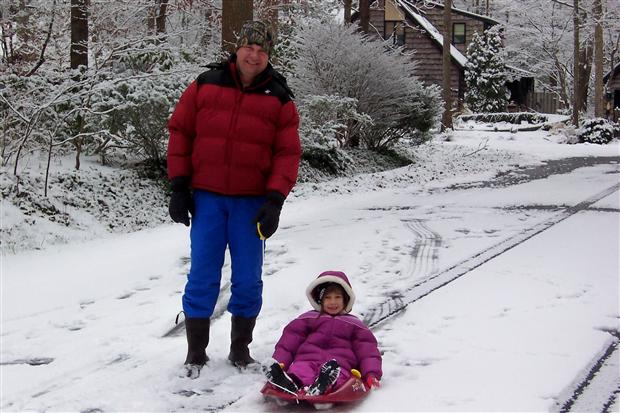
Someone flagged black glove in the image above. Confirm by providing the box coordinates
[254,191,285,239]
[168,177,193,227]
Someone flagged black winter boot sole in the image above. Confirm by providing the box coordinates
[263,363,299,394]
[306,359,341,396]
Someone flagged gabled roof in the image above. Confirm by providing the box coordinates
[416,0,502,26]
[396,0,468,68]
[603,61,620,83]
[505,64,535,80]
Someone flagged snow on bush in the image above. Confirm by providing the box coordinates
[90,68,191,164]
[457,112,548,125]
[465,26,510,113]
[1,156,169,253]
[577,118,620,144]
[289,20,441,150]
[297,95,373,148]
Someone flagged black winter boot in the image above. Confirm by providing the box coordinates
[183,317,210,379]
[228,316,257,368]
[306,359,341,396]
[263,362,299,394]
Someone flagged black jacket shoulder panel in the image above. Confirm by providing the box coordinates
[196,62,235,87]
[271,71,295,100]
[262,78,293,105]
[252,68,294,105]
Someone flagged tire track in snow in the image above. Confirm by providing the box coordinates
[403,219,441,279]
[553,330,620,413]
[361,182,620,329]
[363,218,440,325]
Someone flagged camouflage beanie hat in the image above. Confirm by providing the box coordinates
[236,20,274,55]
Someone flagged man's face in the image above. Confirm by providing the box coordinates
[236,44,269,84]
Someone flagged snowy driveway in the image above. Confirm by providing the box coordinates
[2,154,619,412]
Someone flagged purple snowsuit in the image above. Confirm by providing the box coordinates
[272,271,382,389]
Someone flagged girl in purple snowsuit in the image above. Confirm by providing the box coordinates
[264,271,382,396]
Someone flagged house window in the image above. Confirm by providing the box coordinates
[453,23,466,44]
[385,21,406,46]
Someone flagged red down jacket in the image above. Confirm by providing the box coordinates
[167,55,301,197]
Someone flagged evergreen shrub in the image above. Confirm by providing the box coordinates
[578,118,619,144]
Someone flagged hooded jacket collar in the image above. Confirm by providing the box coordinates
[306,271,357,314]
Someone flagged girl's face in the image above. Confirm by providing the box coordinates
[322,290,345,315]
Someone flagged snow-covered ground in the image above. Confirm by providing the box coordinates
[1,129,619,412]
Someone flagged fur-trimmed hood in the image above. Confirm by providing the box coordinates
[305,271,356,313]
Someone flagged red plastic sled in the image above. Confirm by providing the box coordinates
[261,377,371,410]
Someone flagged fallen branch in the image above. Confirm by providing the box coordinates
[464,137,489,156]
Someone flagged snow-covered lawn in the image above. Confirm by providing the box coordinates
[1,129,619,412]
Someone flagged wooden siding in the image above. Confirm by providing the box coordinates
[370,9,385,34]
[526,91,560,114]
[405,26,462,104]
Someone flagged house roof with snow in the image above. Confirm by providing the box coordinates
[396,0,468,68]
[413,0,502,26]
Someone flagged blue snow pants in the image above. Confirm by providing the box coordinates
[182,190,265,319]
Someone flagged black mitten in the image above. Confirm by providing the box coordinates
[169,177,193,226]
[254,191,285,239]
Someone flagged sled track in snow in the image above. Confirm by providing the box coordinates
[194,182,620,412]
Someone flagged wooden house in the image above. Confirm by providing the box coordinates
[359,0,534,111]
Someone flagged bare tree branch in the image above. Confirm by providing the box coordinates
[26,0,57,77]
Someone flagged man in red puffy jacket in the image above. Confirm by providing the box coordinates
[167,20,301,379]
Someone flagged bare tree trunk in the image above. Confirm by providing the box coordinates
[572,0,579,126]
[71,0,88,170]
[75,136,82,170]
[70,0,88,71]
[593,0,603,117]
[260,0,278,44]
[442,0,453,130]
[45,131,53,197]
[344,0,352,24]
[553,56,571,108]
[359,0,369,33]
[156,0,168,41]
[577,40,593,113]
[221,0,253,54]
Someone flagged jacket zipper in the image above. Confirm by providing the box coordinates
[225,90,244,192]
